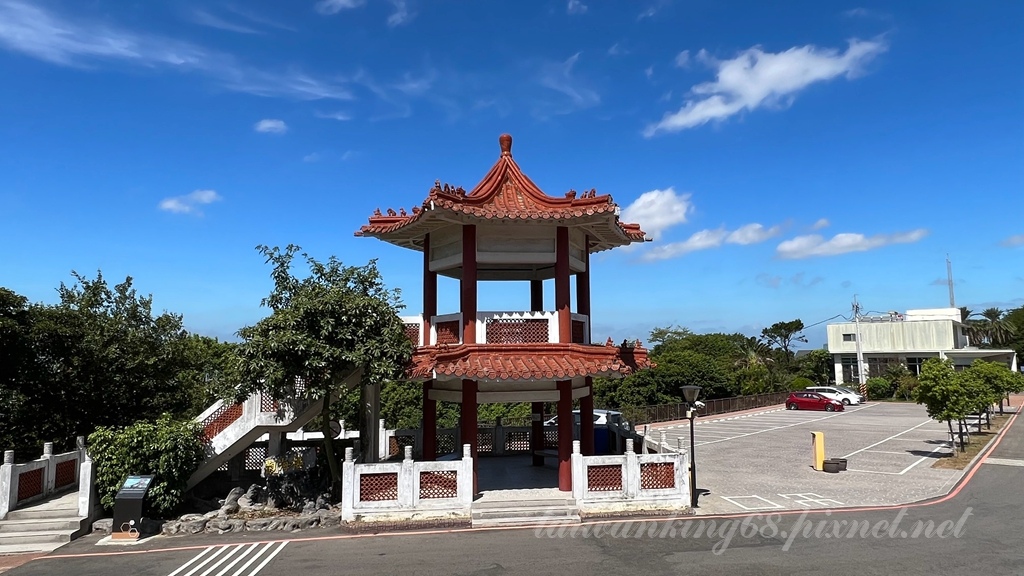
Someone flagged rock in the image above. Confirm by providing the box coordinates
[302,500,317,514]
[244,483,266,503]
[224,486,246,507]
[315,495,329,510]
[179,513,205,522]
[205,519,245,534]
[220,501,241,516]
[92,518,112,534]
[283,516,318,531]
[316,510,341,528]
[161,522,181,536]
[203,510,221,520]
[181,518,209,534]
[140,518,164,536]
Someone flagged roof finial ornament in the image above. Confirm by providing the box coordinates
[499,133,512,156]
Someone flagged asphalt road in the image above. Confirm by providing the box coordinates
[9,413,1024,576]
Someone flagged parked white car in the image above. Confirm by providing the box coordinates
[805,386,863,406]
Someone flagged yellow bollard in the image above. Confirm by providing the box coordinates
[811,431,825,471]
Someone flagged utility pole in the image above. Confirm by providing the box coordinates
[853,296,867,398]
[946,254,956,308]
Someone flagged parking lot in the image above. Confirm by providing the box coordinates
[649,402,964,514]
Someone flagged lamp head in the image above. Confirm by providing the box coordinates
[681,385,702,405]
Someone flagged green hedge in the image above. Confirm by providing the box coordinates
[88,415,207,518]
[866,377,895,400]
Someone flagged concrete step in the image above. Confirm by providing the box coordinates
[0,530,73,546]
[472,506,579,521]
[0,541,67,556]
[4,508,79,521]
[0,517,82,533]
[472,515,581,528]
[472,498,576,510]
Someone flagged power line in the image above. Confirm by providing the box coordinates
[803,314,845,329]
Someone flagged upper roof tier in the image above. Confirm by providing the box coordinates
[355,134,648,253]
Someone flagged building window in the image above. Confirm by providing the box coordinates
[867,357,894,378]
[841,357,860,383]
[842,333,856,342]
[907,357,925,376]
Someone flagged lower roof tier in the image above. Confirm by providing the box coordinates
[407,341,652,382]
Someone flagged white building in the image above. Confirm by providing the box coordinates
[826,307,1019,385]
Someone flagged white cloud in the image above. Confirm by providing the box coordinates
[303,152,321,162]
[776,229,928,259]
[567,0,588,15]
[341,150,358,161]
[812,218,830,230]
[1001,234,1024,247]
[607,43,622,56]
[315,110,352,121]
[315,0,365,15]
[619,188,693,240]
[674,50,690,68]
[191,10,259,34]
[254,119,288,133]
[0,1,353,101]
[726,223,781,245]
[642,228,729,261]
[538,52,600,111]
[644,38,888,137]
[159,189,222,215]
[644,66,654,79]
[387,0,413,26]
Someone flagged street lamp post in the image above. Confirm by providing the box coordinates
[681,385,702,508]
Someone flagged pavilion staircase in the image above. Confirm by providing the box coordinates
[0,491,87,555]
[471,497,580,528]
[187,368,363,490]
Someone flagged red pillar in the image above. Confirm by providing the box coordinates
[422,380,436,461]
[555,226,571,343]
[461,225,477,344]
[461,379,478,494]
[557,380,572,491]
[531,402,545,466]
[576,235,591,344]
[423,233,436,346]
[530,279,544,312]
[580,378,595,455]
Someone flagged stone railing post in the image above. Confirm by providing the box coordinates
[570,441,583,500]
[42,442,55,496]
[378,419,388,461]
[660,430,668,453]
[458,444,473,505]
[399,446,415,508]
[77,440,96,519]
[1,450,15,520]
[625,443,639,499]
[341,448,355,522]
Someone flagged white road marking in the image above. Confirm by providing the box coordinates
[841,420,936,459]
[721,495,783,510]
[778,493,844,507]
[167,542,289,576]
[985,457,1024,467]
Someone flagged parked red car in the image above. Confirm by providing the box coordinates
[786,391,845,412]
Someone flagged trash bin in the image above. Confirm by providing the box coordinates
[112,475,154,540]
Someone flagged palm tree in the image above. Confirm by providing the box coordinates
[959,306,985,346]
[734,337,774,370]
[977,308,1016,347]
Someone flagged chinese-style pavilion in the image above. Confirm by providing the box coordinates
[356,134,652,492]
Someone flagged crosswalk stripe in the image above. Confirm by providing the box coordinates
[166,542,290,576]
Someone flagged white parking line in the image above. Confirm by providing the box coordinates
[841,420,935,459]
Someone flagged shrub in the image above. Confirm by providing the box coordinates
[866,377,894,400]
[88,415,207,518]
[896,375,919,401]
[788,377,815,391]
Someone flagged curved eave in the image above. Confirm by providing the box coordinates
[406,342,653,381]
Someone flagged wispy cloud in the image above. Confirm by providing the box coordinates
[756,272,827,290]
[756,273,782,289]
[387,0,414,26]
[537,52,600,112]
[315,110,352,121]
[191,9,259,34]
[619,188,693,241]
[674,50,690,68]
[0,1,353,101]
[159,189,222,215]
[315,0,365,15]
[1000,234,1024,247]
[811,218,830,230]
[776,229,928,259]
[567,0,588,15]
[303,153,321,162]
[254,119,288,133]
[608,43,624,56]
[644,37,888,137]
[930,277,963,286]
[637,0,670,21]
[640,221,780,261]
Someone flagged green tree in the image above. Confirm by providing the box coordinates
[760,319,808,359]
[914,358,978,450]
[960,359,1024,414]
[795,349,834,385]
[235,246,412,491]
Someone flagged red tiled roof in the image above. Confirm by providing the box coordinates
[355,134,647,247]
[407,340,653,381]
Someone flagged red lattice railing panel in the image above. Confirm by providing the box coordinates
[260,394,279,413]
[202,403,243,440]
[389,435,415,458]
[419,471,458,499]
[17,467,43,503]
[505,431,530,452]
[640,462,676,490]
[437,434,456,455]
[587,464,623,492]
[486,318,548,344]
[54,459,77,490]
[404,323,421,345]
[435,321,461,345]
[477,430,494,453]
[359,472,399,501]
[571,320,586,344]
[544,430,558,449]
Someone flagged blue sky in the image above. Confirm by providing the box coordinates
[1,0,1022,349]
